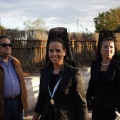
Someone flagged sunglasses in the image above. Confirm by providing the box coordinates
[0,43,12,47]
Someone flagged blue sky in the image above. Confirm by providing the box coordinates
[0,0,119,32]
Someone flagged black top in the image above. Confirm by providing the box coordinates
[34,63,88,120]
[47,74,59,120]
[50,74,58,92]
[100,71,105,83]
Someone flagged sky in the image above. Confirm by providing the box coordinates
[0,0,119,33]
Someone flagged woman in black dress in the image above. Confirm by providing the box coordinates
[86,37,120,120]
[32,27,88,120]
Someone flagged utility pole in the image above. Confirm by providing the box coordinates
[77,19,78,32]
[0,17,1,35]
[0,17,1,26]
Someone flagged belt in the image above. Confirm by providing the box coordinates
[4,95,21,100]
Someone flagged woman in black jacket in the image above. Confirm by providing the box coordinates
[86,37,120,120]
[32,28,88,120]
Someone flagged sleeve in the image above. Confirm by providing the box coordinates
[86,62,95,110]
[74,69,88,120]
[34,69,46,115]
[115,64,120,112]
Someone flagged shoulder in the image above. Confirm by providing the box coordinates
[11,56,21,64]
[91,59,100,64]
[109,58,120,68]
[91,59,101,67]
[67,65,81,76]
[111,58,120,70]
[40,65,52,74]
[112,58,120,64]
[68,65,79,71]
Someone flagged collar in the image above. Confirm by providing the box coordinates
[0,56,13,63]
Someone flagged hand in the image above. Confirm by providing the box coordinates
[115,111,120,120]
[115,116,120,120]
[32,112,41,120]
[87,101,92,111]
[87,97,94,111]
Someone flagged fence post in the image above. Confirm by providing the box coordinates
[71,39,75,50]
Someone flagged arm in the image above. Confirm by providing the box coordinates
[115,64,120,113]
[32,70,46,120]
[32,112,40,120]
[86,62,95,110]
[74,69,88,120]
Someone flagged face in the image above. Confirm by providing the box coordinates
[101,40,115,60]
[49,41,66,65]
[0,38,12,57]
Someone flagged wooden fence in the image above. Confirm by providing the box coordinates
[11,40,120,73]
[11,40,46,73]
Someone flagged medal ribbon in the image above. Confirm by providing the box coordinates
[48,76,62,98]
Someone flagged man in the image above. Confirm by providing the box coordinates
[0,35,28,120]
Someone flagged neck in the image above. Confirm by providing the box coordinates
[1,54,9,59]
[0,55,9,63]
[53,64,63,74]
[53,63,63,69]
[3,57,9,61]
[102,62,110,66]
[102,57,111,63]
[102,59,111,66]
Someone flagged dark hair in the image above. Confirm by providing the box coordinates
[48,38,66,49]
[101,37,115,47]
[0,35,10,41]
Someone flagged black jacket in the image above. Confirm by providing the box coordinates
[86,58,120,112]
[34,63,88,120]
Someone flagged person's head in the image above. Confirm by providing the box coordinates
[100,37,115,60]
[0,35,12,58]
[46,27,76,67]
[46,38,66,66]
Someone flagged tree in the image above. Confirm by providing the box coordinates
[0,25,6,35]
[94,7,120,32]
[23,18,47,30]
[23,18,48,40]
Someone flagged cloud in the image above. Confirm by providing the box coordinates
[0,0,119,32]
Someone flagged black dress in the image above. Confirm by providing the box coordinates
[92,71,116,120]
[36,63,88,120]
[44,74,59,120]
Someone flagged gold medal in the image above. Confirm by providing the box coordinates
[50,99,55,105]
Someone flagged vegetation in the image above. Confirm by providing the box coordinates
[23,18,48,40]
[94,7,120,32]
[0,25,6,35]
[23,18,47,30]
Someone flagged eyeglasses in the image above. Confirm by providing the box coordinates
[0,43,12,47]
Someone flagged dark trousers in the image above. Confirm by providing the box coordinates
[0,99,23,120]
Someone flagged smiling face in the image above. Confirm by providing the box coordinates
[0,37,11,58]
[48,41,66,66]
[101,40,115,60]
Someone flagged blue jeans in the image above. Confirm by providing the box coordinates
[0,99,23,120]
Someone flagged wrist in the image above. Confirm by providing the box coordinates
[115,111,120,117]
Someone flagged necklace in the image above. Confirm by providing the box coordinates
[102,62,110,65]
